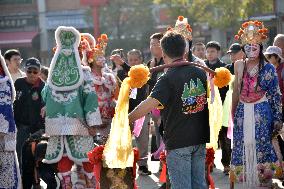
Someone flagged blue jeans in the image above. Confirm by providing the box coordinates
[166,144,207,189]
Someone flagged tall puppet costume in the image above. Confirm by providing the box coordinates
[0,52,21,189]
[42,26,102,189]
[230,21,283,188]
[86,34,117,144]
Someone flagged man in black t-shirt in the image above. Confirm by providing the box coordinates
[129,32,209,189]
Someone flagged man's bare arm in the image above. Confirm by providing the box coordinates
[129,97,160,123]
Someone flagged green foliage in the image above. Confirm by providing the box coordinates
[99,0,155,55]
[154,0,274,30]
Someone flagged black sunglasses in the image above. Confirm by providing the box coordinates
[27,70,39,74]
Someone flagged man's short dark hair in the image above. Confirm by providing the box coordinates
[150,33,164,41]
[206,41,221,51]
[192,42,205,52]
[4,49,21,61]
[161,31,186,59]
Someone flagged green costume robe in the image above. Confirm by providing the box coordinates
[42,26,102,164]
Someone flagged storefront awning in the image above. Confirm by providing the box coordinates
[0,31,38,48]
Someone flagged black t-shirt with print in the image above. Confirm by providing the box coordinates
[150,65,210,150]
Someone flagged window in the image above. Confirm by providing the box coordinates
[0,0,33,4]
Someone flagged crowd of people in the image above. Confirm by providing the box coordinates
[1,15,284,189]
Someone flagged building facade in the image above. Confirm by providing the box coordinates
[0,0,95,65]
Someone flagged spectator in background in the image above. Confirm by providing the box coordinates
[13,57,45,173]
[264,46,284,164]
[4,49,25,83]
[148,32,164,92]
[110,48,126,76]
[193,42,206,60]
[147,33,165,154]
[226,43,245,74]
[111,49,152,175]
[264,47,284,106]
[265,46,284,92]
[40,66,49,82]
[205,41,227,102]
[273,34,284,57]
[205,41,231,174]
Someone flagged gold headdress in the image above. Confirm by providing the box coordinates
[168,16,192,40]
[235,20,268,44]
[86,34,108,63]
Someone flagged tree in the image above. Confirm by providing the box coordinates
[99,0,155,56]
[153,0,274,30]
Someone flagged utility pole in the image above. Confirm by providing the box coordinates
[80,0,108,38]
[37,0,49,65]
[275,0,284,33]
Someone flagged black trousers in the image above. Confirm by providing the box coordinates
[278,135,284,160]
[22,140,58,189]
[38,163,58,189]
[218,126,232,167]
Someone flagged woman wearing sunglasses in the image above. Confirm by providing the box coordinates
[231,21,283,188]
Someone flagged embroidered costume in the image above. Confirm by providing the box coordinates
[85,34,117,143]
[230,21,283,187]
[42,26,102,189]
[0,52,21,189]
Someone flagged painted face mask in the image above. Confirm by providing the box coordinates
[95,56,106,67]
[244,44,260,59]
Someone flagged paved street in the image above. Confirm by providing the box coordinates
[136,150,284,189]
[136,149,232,189]
[41,149,284,188]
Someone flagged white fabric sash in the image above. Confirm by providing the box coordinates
[241,95,267,188]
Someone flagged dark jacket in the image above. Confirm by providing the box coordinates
[14,77,45,130]
[205,59,228,103]
[146,58,165,93]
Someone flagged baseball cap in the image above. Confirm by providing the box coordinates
[264,46,284,61]
[227,43,242,54]
[25,57,41,70]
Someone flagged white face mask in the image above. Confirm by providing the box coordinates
[95,56,106,67]
[244,44,260,59]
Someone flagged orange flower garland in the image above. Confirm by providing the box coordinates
[213,67,232,88]
[103,64,149,169]
[127,65,150,88]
